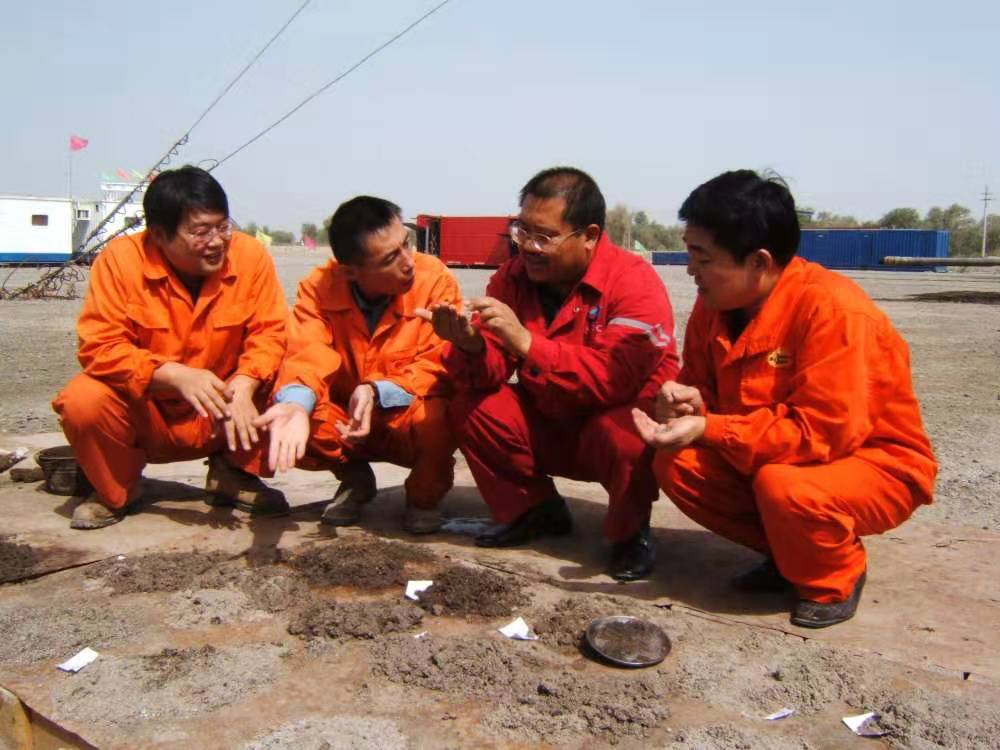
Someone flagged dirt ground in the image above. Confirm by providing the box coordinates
[1,248,1000,749]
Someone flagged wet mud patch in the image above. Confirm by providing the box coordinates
[415,564,528,617]
[370,635,668,743]
[288,599,424,640]
[907,290,1000,305]
[530,595,672,650]
[0,535,36,583]
[165,588,271,629]
[87,550,231,594]
[242,716,409,750]
[0,595,137,666]
[53,643,286,729]
[289,537,438,590]
[197,563,312,613]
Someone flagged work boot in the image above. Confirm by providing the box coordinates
[732,557,791,593]
[204,454,289,516]
[790,571,867,629]
[320,461,377,526]
[70,494,128,530]
[475,494,573,548]
[608,525,656,582]
[403,505,442,535]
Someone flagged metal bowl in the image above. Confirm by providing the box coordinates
[584,615,671,668]
[35,446,92,496]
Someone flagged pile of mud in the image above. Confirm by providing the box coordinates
[289,537,438,589]
[87,550,231,594]
[370,635,668,743]
[288,600,424,640]
[530,594,670,650]
[243,717,409,750]
[0,535,35,583]
[415,564,528,617]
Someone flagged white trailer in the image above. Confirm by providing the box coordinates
[0,195,75,263]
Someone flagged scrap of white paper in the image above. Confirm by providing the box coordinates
[413,631,429,640]
[58,647,99,673]
[440,517,496,536]
[405,580,434,601]
[498,617,539,641]
[842,711,889,737]
[764,708,795,721]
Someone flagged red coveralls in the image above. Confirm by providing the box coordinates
[655,258,937,602]
[52,231,287,508]
[447,235,679,542]
[271,252,460,508]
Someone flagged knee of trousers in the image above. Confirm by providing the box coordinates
[408,398,458,464]
[582,406,650,464]
[752,463,825,521]
[53,374,130,435]
[448,386,523,446]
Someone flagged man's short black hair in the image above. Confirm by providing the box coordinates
[679,170,800,266]
[519,166,606,232]
[143,166,229,240]
[327,196,402,265]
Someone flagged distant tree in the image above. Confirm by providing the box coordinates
[243,221,259,236]
[269,228,295,245]
[878,208,921,228]
[923,204,978,256]
[812,211,860,228]
[605,204,631,246]
[633,210,649,227]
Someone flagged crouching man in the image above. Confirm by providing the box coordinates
[255,196,459,534]
[633,170,937,627]
[53,166,289,529]
[421,167,679,580]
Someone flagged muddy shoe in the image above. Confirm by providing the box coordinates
[321,462,377,526]
[403,505,442,535]
[204,454,289,516]
[70,495,127,530]
[791,571,867,629]
[732,557,791,592]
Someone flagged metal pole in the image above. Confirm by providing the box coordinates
[982,186,993,258]
[67,150,72,199]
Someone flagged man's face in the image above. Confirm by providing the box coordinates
[155,209,231,279]
[684,224,766,312]
[515,196,597,288]
[347,215,416,297]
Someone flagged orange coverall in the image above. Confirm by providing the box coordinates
[52,231,287,508]
[655,257,937,602]
[274,251,460,508]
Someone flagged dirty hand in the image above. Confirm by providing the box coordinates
[470,297,531,357]
[223,374,261,452]
[655,380,705,421]
[632,409,706,451]
[253,402,310,472]
[335,383,376,446]
[414,301,484,353]
[153,362,231,421]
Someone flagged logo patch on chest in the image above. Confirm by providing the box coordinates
[766,348,793,368]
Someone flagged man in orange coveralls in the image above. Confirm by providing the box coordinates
[633,170,937,627]
[420,167,679,581]
[53,166,289,530]
[254,196,459,534]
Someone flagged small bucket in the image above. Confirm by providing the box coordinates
[35,446,93,496]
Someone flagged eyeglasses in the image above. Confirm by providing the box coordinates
[509,221,583,251]
[182,220,233,245]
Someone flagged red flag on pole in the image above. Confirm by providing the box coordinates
[69,135,89,151]
[303,235,317,250]
[116,168,132,180]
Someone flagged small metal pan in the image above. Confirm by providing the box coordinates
[584,615,671,668]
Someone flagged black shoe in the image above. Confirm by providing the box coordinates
[790,571,866,629]
[475,495,573,548]
[609,526,656,582]
[731,558,791,593]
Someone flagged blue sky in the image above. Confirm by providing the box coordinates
[3,0,997,231]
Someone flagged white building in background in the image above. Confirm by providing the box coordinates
[0,180,146,264]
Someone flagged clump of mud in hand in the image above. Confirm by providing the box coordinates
[289,537,437,589]
[370,635,668,743]
[415,564,528,617]
[288,600,424,640]
[87,551,231,594]
[0,535,36,584]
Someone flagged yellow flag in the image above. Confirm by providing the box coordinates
[255,229,273,248]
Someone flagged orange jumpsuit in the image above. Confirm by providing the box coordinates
[655,257,937,602]
[52,231,287,508]
[274,251,459,508]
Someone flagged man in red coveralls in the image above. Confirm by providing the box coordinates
[633,170,937,627]
[419,167,679,580]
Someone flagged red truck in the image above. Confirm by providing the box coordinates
[414,215,515,268]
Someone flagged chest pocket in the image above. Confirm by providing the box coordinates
[739,347,796,407]
[210,305,253,355]
[126,303,172,351]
